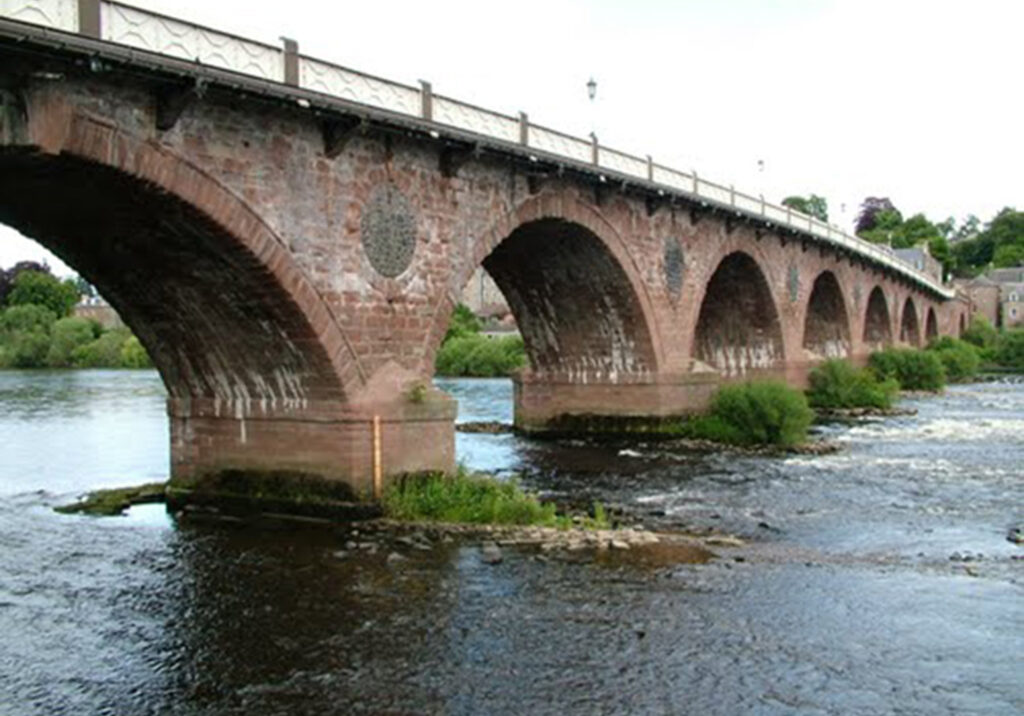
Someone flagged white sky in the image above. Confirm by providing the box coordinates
[2,0,1021,275]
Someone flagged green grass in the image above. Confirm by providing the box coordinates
[383,468,609,529]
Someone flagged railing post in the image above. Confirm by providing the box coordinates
[519,112,529,146]
[419,80,433,121]
[589,132,598,165]
[78,0,101,38]
[646,154,654,182]
[281,37,299,86]
[692,170,698,195]
[730,184,735,206]
[760,194,766,215]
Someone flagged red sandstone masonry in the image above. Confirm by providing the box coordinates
[0,71,962,490]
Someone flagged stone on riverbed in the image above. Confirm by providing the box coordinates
[481,542,503,564]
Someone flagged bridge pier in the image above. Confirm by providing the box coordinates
[512,371,720,435]
[167,391,456,502]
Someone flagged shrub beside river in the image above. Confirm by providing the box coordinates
[0,269,152,369]
[435,304,525,377]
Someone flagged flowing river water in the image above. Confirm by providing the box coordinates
[0,370,1021,714]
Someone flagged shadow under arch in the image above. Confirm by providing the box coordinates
[925,306,939,342]
[863,286,892,349]
[693,251,784,377]
[0,114,362,407]
[478,217,658,381]
[900,296,921,346]
[803,270,851,359]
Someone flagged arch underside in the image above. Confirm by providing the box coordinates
[481,218,656,381]
[694,252,783,377]
[0,149,345,405]
[803,271,850,359]
[863,287,892,348]
[925,308,939,341]
[900,298,921,346]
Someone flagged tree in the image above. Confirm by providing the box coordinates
[0,304,56,368]
[0,260,48,306]
[950,207,1024,276]
[782,194,828,222]
[855,197,901,235]
[7,270,80,318]
[859,208,903,245]
[46,316,97,367]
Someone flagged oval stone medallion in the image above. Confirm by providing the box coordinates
[360,184,417,278]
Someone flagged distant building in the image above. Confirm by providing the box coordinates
[73,296,123,329]
[460,268,509,318]
[893,244,943,282]
[954,275,1000,327]
[1001,282,1024,328]
[955,265,1024,329]
[987,267,1024,284]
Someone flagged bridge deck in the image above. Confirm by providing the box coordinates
[0,0,953,299]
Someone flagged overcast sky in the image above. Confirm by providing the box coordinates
[2,0,1020,275]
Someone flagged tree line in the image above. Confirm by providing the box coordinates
[0,262,152,369]
[781,194,1023,279]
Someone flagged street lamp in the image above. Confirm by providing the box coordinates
[586,77,597,142]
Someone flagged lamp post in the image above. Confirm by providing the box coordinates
[587,76,597,136]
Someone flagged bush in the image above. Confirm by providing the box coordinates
[0,304,56,368]
[686,380,814,447]
[443,303,482,343]
[806,359,898,409]
[995,330,1024,371]
[435,333,525,377]
[383,469,561,526]
[0,331,50,368]
[869,347,946,391]
[119,335,153,368]
[926,336,981,383]
[72,328,132,368]
[46,316,97,367]
[962,315,998,351]
[0,303,56,334]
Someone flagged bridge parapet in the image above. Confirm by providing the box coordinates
[1,0,953,299]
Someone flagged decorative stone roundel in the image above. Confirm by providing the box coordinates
[664,237,684,302]
[360,184,417,278]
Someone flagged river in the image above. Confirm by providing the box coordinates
[0,370,1020,714]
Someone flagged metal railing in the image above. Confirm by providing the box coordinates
[0,0,955,298]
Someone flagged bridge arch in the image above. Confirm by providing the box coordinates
[0,109,363,408]
[426,192,663,381]
[692,251,785,377]
[925,306,939,343]
[802,270,851,360]
[862,286,893,349]
[900,296,922,346]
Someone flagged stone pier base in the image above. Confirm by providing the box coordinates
[512,371,721,435]
[166,391,457,502]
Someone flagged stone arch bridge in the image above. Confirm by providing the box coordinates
[0,2,968,495]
